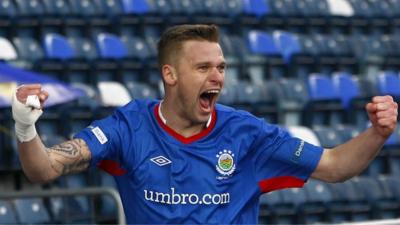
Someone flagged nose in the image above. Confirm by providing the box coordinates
[209,66,224,85]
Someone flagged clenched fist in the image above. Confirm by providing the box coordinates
[366,95,398,138]
[12,84,49,142]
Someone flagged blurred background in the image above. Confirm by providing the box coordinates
[1,0,400,224]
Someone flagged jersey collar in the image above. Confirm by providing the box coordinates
[154,102,216,144]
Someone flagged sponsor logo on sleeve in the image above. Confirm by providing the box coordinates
[291,140,305,163]
[91,126,108,144]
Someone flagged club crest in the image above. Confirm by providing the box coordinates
[216,149,236,178]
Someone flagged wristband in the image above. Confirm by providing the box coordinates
[12,91,43,142]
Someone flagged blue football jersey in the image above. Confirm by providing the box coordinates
[74,99,323,224]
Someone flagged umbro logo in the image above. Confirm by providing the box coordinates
[150,156,172,166]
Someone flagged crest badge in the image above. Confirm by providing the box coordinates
[216,149,236,179]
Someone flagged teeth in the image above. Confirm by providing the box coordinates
[206,90,219,94]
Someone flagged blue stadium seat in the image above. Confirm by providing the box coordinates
[43,33,76,60]
[247,30,280,56]
[14,198,51,224]
[0,200,17,224]
[242,0,270,18]
[121,0,151,14]
[246,31,285,80]
[96,33,127,59]
[273,30,302,64]
[304,74,345,127]
[377,71,400,97]
[332,72,370,126]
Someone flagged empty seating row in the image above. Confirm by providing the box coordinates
[1,0,400,35]
[0,171,119,224]
[259,175,400,224]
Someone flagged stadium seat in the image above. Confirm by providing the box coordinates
[43,33,75,60]
[273,30,302,64]
[0,0,17,18]
[0,37,17,61]
[41,0,71,16]
[287,126,321,146]
[98,81,132,107]
[0,200,17,224]
[328,180,373,222]
[12,36,44,63]
[218,82,238,106]
[93,0,123,17]
[352,177,400,219]
[14,198,51,224]
[276,78,309,125]
[301,179,334,223]
[312,126,342,148]
[376,71,400,98]
[97,171,119,222]
[332,71,371,126]
[242,0,270,19]
[95,33,130,76]
[259,190,296,224]
[304,74,345,127]
[120,35,152,63]
[96,33,127,59]
[125,81,158,100]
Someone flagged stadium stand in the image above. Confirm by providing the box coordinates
[1,0,400,224]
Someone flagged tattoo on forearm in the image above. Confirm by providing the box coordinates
[46,139,91,175]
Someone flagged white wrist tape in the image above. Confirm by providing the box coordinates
[12,92,43,142]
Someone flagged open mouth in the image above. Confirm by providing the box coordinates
[199,89,219,112]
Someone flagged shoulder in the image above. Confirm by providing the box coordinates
[215,103,264,126]
[109,99,158,129]
[215,103,287,137]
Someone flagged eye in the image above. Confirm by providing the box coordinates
[198,65,209,72]
[217,65,226,74]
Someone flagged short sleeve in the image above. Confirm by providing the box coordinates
[252,123,323,193]
[74,110,125,168]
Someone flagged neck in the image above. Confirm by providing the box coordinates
[159,100,208,138]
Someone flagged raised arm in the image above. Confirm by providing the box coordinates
[12,84,92,183]
[312,95,398,182]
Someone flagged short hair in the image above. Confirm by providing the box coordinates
[157,24,220,70]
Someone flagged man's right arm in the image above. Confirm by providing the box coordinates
[12,84,92,183]
[18,137,91,183]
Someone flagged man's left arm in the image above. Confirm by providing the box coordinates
[312,95,398,182]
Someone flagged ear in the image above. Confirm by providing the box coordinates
[161,64,178,85]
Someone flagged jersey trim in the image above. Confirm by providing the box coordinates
[258,176,305,193]
[97,160,127,176]
[154,103,217,144]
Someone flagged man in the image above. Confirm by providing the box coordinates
[12,24,398,224]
